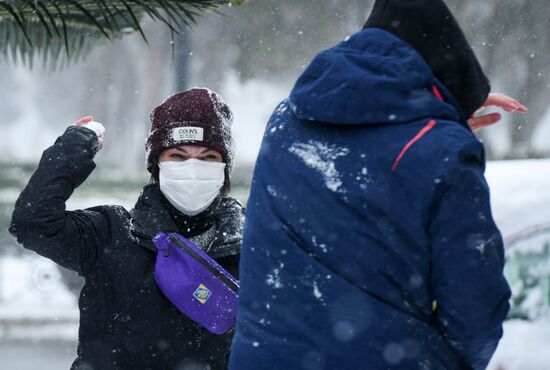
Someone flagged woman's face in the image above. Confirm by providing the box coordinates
[159,145,223,163]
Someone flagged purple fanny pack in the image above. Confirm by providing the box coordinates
[152,232,239,335]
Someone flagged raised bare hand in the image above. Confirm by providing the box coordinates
[468,93,527,132]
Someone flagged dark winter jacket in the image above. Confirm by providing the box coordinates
[229,29,510,370]
[9,126,244,370]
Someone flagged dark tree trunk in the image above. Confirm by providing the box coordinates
[174,31,191,91]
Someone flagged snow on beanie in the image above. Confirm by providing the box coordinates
[146,88,235,191]
[363,0,490,119]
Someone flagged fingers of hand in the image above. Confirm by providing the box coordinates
[468,112,502,132]
[484,93,527,113]
[97,135,105,150]
[74,116,94,125]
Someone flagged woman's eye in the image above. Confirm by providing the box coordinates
[171,153,185,160]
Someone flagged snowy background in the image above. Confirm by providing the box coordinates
[1,1,549,369]
[1,160,549,370]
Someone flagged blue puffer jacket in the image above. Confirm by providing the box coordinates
[229,29,510,370]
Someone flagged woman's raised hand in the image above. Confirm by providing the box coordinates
[74,116,105,150]
[468,93,527,132]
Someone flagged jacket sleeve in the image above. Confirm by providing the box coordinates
[428,139,511,370]
[9,126,109,275]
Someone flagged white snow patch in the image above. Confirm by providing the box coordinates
[312,282,323,299]
[265,263,284,289]
[485,159,550,238]
[0,256,78,318]
[488,319,550,370]
[0,256,79,340]
[289,140,350,192]
[522,287,544,312]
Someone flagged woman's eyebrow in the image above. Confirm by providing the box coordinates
[172,146,209,154]
[169,147,185,153]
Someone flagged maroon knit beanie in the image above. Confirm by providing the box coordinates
[146,88,235,191]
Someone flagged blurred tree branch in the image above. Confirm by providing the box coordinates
[0,0,244,68]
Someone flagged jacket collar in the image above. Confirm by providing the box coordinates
[129,184,235,256]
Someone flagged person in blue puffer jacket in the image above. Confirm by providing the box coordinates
[230,1,526,369]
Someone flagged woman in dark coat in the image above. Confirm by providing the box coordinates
[10,88,244,370]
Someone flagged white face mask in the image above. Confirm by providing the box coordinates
[159,159,226,216]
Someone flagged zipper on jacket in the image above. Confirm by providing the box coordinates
[169,235,239,293]
[392,119,438,171]
[432,85,444,102]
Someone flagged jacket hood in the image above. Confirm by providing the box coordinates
[288,29,465,127]
[363,0,490,120]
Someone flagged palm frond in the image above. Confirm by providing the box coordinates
[0,0,244,68]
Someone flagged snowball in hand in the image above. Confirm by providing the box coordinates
[83,121,106,137]
[73,119,105,150]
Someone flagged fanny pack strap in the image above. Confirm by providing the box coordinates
[168,235,239,293]
[130,218,159,254]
